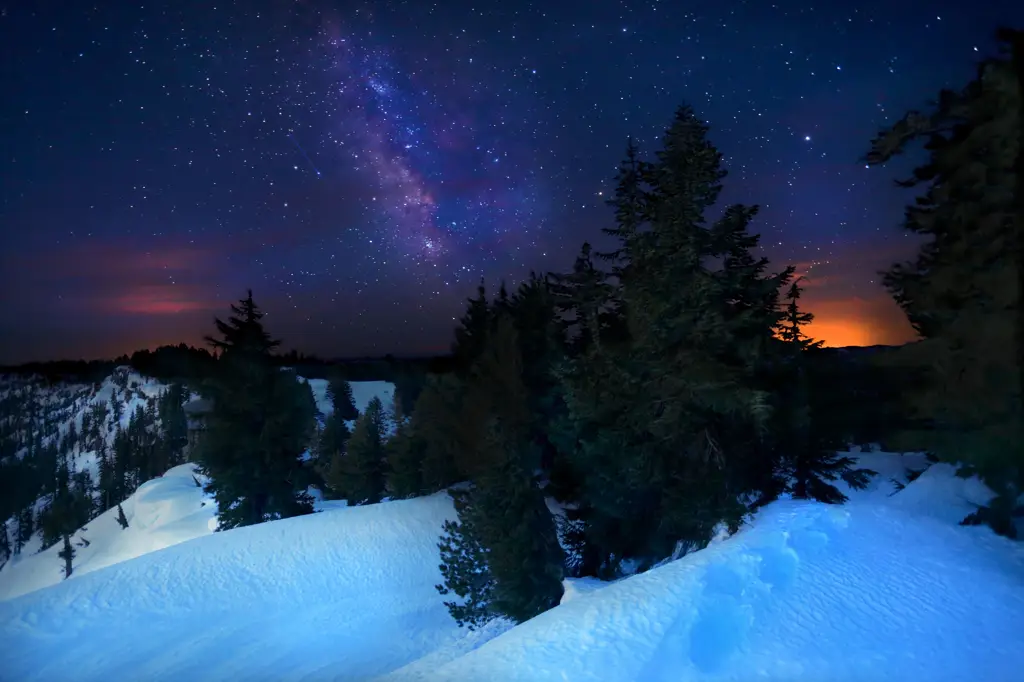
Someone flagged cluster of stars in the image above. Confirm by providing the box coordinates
[1,0,1017,361]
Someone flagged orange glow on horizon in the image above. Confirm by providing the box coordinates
[801,293,918,348]
[113,286,222,315]
[805,318,875,347]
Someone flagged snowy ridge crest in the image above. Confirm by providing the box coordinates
[0,446,1021,681]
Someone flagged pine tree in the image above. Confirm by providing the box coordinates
[772,281,875,504]
[318,378,353,460]
[327,376,358,422]
[436,487,493,629]
[452,280,492,372]
[89,402,108,450]
[15,505,33,554]
[111,426,132,504]
[295,379,320,462]
[132,402,164,484]
[332,397,387,505]
[96,441,115,513]
[38,452,93,572]
[315,377,356,490]
[58,533,75,579]
[597,136,653,284]
[158,382,189,465]
[414,374,466,492]
[385,398,426,499]
[436,316,564,627]
[778,281,822,350]
[65,421,78,453]
[548,243,614,352]
[322,450,347,501]
[110,389,123,428]
[0,521,10,569]
[116,503,129,529]
[708,205,796,499]
[316,414,351,478]
[505,274,568,477]
[197,291,317,530]
[560,105,791,572]
[865,34,1023,536]
[473,446,564,624]
[557,345,656,575]
[438,445,565,629]
[39,458,71,551]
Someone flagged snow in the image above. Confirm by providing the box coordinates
[887,463,998,524]
[0,494,467,682]
[2,427,1023,681]
[0,464,216,602]
[304,378,396,418]
[0,374,396,603]
[558,576,607,604]
[412,494,1024,682]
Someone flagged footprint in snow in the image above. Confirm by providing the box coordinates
[753,543,800,592]
[642,511,844,677]
[788,506,848,556]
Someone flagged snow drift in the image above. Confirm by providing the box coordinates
[0,463,215,602]
[402,497,1024,682]
[0,493,465,682]
[1,447,1022,682]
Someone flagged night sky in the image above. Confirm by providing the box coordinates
[1,1,1020,364]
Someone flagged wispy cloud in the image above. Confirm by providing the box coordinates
[1,237,228,316]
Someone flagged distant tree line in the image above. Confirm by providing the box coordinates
[1,343,452,396]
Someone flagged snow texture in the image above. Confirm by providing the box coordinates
[0,376,395,602]
[1,375,1022,682]
[411,488,1024,682]
[0,493,467,682]
[0,463,215,602]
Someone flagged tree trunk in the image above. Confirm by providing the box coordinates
[61,534,73,579]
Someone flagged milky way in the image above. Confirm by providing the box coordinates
[190,8,549,283]
[1,1,1022,362]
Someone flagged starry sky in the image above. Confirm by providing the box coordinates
[1,0,1020,364]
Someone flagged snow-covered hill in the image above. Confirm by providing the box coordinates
[0,492,464,682]
[404,487,1024,682]
[0,370,396,600]
[0,367,169,503]
[1,448,1022,681]
[0,463,215,602]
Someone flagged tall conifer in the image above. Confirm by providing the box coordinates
[866,35,1023,535]
[332,397,387,505]
[197,291,316,530]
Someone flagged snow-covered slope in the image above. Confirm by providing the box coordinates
[0,463,215,602]
[0,367,168,502]
[402,498,1024,682]
[1,450,1022,682]
[0,371,396,602]
[0,494,465,682]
